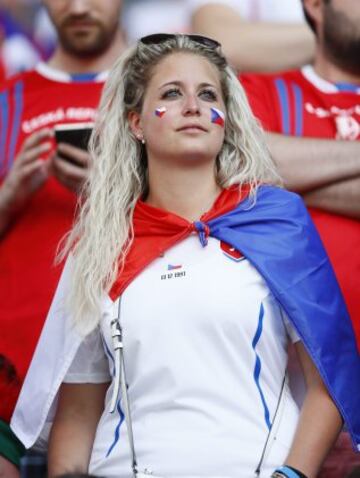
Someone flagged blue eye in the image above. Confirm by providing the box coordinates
[200,89,217,101]
[161,88,181,99]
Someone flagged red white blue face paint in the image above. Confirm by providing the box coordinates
[155,107,167,118]
[210,107,225,127]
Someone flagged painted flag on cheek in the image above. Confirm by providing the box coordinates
[155,107,167,118]
[210,107,225,127]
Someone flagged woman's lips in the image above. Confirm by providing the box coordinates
[177,124,208,132]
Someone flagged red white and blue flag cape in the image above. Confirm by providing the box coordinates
[11,185,360,450]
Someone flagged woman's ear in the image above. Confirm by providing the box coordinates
[128,111,144,141]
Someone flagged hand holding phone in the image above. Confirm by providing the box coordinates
[52,123,93,192]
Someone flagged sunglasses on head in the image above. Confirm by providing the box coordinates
[140,33,221,50]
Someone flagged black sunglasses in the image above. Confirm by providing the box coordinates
[140,33,221,50]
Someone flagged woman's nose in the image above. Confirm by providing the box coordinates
[182,95,201,116]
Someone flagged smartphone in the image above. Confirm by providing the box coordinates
[54,122,94,151]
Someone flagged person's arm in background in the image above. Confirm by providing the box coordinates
[47,382,108,477]
[0,128,53,238]
[0,356,23,478]
[0,130,90,239]
[282,342,343,478]
[0,417,25,478]
[266,133,360,217]
[0,456,19,478]
[303,177,360,219]
[191,3,314,72]
[239,74,360,218]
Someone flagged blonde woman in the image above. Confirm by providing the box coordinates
[11,35,360,478]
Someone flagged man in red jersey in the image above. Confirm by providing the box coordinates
[0,63,4,83]
[240,1,359,476]
[241,0,360,341]
[0,1,126,476]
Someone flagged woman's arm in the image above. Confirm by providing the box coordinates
[283,342,343,478]
[47,382,109,477]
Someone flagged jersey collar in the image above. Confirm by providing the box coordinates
[301,65,360,94]
[35,62,109,83]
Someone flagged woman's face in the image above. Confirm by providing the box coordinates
[129,52,226,166]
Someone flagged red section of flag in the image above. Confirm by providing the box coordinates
[109,185,251,299]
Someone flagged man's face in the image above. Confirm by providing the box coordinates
[322,0,360,75]
[43,0,122,57]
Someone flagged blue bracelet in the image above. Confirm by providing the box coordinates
[274,466,302,478]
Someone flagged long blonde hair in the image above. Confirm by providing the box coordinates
[60,35,279,334]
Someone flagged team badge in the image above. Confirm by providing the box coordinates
[210,107,225,127]
[335,116,359,141]
[155,107,167,118]
[220,241,245,262]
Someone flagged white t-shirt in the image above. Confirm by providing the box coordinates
[65,235,300,478]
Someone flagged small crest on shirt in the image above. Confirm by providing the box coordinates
[220,241,245,262]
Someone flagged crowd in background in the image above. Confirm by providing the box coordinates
[0,0,311,80]
[0,0,359,477]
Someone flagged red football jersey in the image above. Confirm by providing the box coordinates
[241,66,360,341]
[0,64,105,420]
[0,59,5,83]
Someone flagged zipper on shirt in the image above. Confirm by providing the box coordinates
[254,375,287,477]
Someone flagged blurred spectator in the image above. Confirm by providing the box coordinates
[348,467,360,478]
[55,475,103,478]
[0,0,126,475]
[0,7,42,77]
[240,0,360,474]
[32,6,57,60]
[240,0,360,343]
[0,356,24,478]
[0,51,5,82]
[0,0,39,31]
[190,0,315,72]
[0,355,21,424]
[122,0,190,42]
[319,433,360,477]
[19,450,46,478]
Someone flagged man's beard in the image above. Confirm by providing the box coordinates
[56,16,118,59]
[323,3,360,76]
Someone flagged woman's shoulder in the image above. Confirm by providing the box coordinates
[248,184,308,219]
[256,184,303,203]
